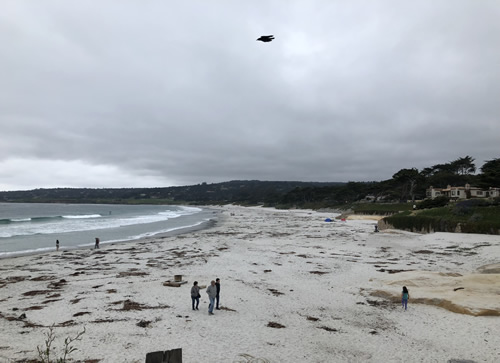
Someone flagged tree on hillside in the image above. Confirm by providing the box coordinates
[392,168,421,202]
[478,158,500,188]
[451,156,476,175]
[421,158,472,188]
[419,167,435,179]
[430,163,455,174]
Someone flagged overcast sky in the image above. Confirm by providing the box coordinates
[1,1,499,191]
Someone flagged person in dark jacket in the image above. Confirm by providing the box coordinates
[191,281,200,310]
[402,286,410,311]
[215,278,221,310]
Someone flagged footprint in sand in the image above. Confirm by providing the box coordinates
[198,326,208,337]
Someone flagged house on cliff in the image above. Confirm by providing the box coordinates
[426,184,500,200]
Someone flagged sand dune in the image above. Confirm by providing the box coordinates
[372,270,500,316]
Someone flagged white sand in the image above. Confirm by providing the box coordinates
[1,205,500,362]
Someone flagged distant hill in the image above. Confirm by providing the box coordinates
[0,180,345,205]
[1,156,498,208]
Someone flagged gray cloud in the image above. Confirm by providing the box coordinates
[1,0,499,190]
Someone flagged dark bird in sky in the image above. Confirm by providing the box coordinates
[257,35,275,42]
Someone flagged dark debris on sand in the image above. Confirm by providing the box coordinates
[113,299,170,311]
[267,321,285,329]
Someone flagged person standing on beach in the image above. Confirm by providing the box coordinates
[56,240,60,251]
[206,280,217,315]
[94,237,100,249]
[191,281,200,310]
[402,286,410,311]
[215,278,221,310]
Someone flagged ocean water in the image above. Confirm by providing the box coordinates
[0,203,214,257]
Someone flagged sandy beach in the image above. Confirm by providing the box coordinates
[1,205,499,363]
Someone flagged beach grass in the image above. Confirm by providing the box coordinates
[351,202,414,215]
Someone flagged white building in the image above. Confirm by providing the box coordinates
[488,187,500,198]
[426,184,498,200]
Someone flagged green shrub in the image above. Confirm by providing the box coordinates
[417,196,449,209]
[468,213,483,222]
[351,203,413,215]
[383,204,500,234]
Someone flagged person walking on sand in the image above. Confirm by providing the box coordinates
[215,278,221,310]
[56,240,60,251]
[94,237,100,249]
[191,281,200,310]
[402,286,410,311]
[206,280,217,315]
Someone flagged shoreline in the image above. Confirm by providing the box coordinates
[0,207,221,260]
[1,205,499,362]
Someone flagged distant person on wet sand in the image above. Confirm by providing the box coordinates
[191,281,200,310]
[206,280,217,315]
[94,237,100,249]
[402,286,410,311]
[56,240,60,251]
